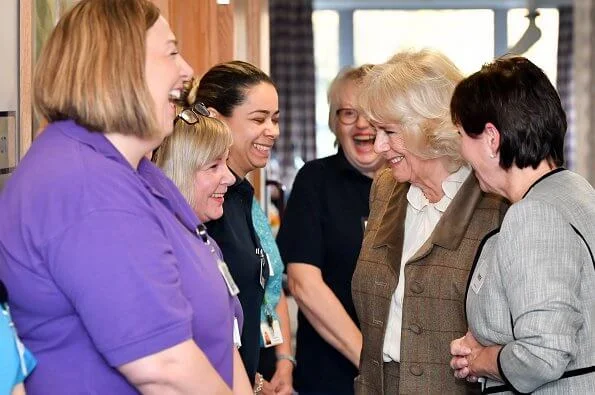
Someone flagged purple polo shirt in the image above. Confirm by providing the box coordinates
[0,120,243,394]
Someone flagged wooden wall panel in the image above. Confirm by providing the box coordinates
[217,4,235,64]
[19,0,33,157]
[247,0,266,69]
[233,0,267,68]
[168,0,235,78]
[17,0,255,156]
[233,0,269,198]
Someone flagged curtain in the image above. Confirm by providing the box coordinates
[269,0,316,189]
[573,0,595,184]
[556,6,574,170]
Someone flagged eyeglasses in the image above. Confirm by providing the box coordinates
[336,108,360,125]
[175,102,210,125]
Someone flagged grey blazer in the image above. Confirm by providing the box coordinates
[467,169,595,394]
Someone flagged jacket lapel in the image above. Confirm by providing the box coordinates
[409,174,481,262]
[372,181,409,275]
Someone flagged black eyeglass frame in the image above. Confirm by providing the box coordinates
[175,102,211,125]
[335,107,360,125]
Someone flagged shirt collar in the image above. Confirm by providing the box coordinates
[229,168,255,197]
[138,156,202,231]
[55,120,203,230]
[335,147,374,180]
[55,120,132,168]
[407,165,471,213]
[56,120,174,205]
[335,147,353,172]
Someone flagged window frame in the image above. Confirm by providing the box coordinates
[312,0,570,158]
[314,0,572,68]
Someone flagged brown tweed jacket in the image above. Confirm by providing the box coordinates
[352,169,508,395]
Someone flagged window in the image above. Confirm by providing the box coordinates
[313,5,561,158]
[313,10,340,158]
[508,8,559,83]
[354,9,494,75]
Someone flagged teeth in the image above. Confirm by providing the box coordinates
[168,89,181,101]
[353,135,376,142]
[253,143,271,152]
[211,193,225,198]
[390,156,404,164]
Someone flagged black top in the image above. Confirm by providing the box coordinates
[276,149,372,394]
[206,173,268,384]
[0,280,7,304]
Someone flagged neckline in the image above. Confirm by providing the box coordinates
[522,167,565,199]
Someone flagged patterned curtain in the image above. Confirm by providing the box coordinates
[556,6,574,170]
[269,0,316,189]
[573,0,595,184]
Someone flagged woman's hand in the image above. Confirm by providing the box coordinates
[260,360,294,395]
[450,331,481,382]
[450,331,502,383]
[450,333,474,381]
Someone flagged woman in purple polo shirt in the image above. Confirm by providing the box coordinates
[0,0,251,393]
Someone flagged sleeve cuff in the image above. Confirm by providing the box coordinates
[103,320,193,367]
[497,345,531,394]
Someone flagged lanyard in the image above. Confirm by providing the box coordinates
[195,224,240,296]
[1,304,29,376]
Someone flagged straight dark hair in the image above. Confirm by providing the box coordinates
[193,60,275,116]
[450,56,566,170]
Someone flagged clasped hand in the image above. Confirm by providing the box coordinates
[258,360,294,395]
[449,331,483,383]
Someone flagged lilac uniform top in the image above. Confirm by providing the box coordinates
[0,120,243,394]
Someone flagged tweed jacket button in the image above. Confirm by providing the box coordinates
[410,324,422,334]
[410,281,424,294]
[409,365,424,376]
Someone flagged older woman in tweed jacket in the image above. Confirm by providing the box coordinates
[351,50,508,395]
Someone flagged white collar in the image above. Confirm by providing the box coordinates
[407,165,471,213]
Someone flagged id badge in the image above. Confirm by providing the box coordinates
[3,305,28,375]
[258,251,269,289]
[361,216,368,232]
[217,259,240,296]
[233,317,242,348]
[260,319,283,348]
[15,336,28,375]
[266,253,274,277]
[470,260,487,294]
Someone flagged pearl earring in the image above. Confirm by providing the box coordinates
[490,153,496,159]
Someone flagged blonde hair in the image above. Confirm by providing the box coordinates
[327,64,374,132]
[34,0,161,138]
[153,114,233,209]
[359,49,465,171]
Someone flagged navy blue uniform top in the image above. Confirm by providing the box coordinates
[206,173,268,384]
[277,148,373,394]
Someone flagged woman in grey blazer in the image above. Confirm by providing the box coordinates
[449,56,595,394]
